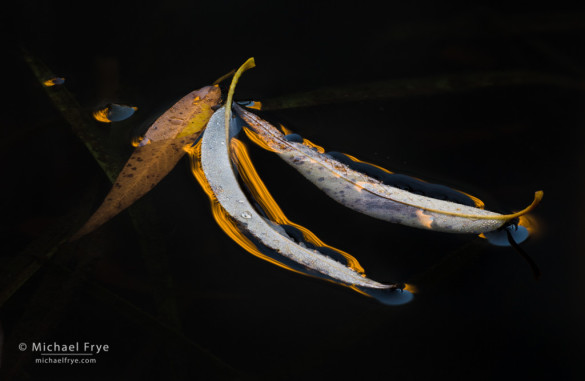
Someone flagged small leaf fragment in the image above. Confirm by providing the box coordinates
[43,77,65,87]
[93,104,138,123]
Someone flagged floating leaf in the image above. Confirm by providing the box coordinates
[195,59,411,305]
[23,48,124,179]
[236,100,262,110]
[200,106,410,297]
[143,85,222,144]
[71,85,221,240]
[93,104,138,123]
[43,77,65,87]
[235,105,542,234]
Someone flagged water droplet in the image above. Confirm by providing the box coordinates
[240,211,252,219]
[169,117,184,125]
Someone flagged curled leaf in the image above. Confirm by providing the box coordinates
[196,59,411,304]
[235,105,543,234]
[201,106,404,291]
[71,85,221,240]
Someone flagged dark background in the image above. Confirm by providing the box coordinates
[2,1,585,380]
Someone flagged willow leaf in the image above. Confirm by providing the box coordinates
[235,105,542,234]
[201,105,399,290]
[71,86,221,240]
[199,59,407,298]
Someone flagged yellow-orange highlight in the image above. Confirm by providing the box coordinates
[43,77,65,87]
[185,138,415,296]
[130,136,147,147]
[518,214,539,236]
[478,213,540,240]
[278,124,325,153]
[92,108,111,123]
[243,126,278,153]
[279,124,293,135]
[302,138,325,153]
[184,142,306,277]
[253,118,486,211]
[343,152,485,209]
[230,138,366,274]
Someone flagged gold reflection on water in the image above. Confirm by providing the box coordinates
[301,137,325,153]
[279,124,293,135]
[404,283,418,293]
[342,153,485,209]
[212,69,236,86]
[518,214,539,236]
[92,108,111,123]
[230,138,366,274]
[247,101,262,110]
[478,213,540,240]
[243,125,279,153]
[184,141,305,276]
[92,105,138,124]
[183,138,388,283]
[131,136,145,147]
[277,124,326,153]
[43,77,65,87]
[250,117,486,211]
[343,152,394,174]
[185,137,415,297]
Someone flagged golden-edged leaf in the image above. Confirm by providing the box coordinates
[234,104,542,235]
[197,58,410,306]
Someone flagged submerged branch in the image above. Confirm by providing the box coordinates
[260,70,584,110]
[58,263,243,379]
[12,49,183,330]
[379,12,585,42]
[0,181,100,307]
[21,47,123,181]
[0,49,122,308]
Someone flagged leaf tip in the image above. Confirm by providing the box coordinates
[534,190,544,203]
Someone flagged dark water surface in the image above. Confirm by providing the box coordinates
[3,1,585,380]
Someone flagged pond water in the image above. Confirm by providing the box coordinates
[3,2,585,380]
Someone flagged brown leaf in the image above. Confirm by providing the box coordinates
[71,86,221,240]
